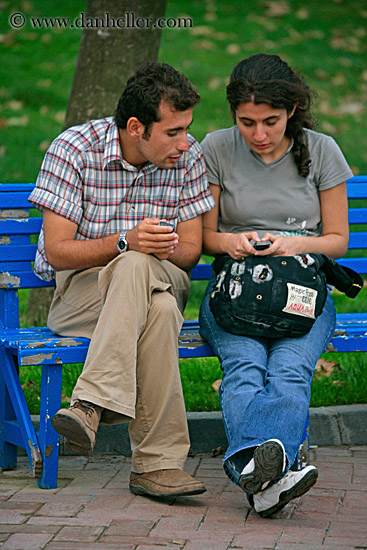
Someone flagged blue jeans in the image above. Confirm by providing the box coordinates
[199,275,336,486]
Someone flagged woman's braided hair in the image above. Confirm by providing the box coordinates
[226,54,316,177]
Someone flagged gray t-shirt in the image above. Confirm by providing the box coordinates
[201,126,353,237]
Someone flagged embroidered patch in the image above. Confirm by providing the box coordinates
[282,283,318,319]
[252,264,273,284]
[231,261,245,276]
[294,254,315,268]
[211,269,226,298]
[229,279,242,299]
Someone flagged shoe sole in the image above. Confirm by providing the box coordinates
[129,483,207,498]
[239,440,285,495]
[51,413,94,457]
[258,467,318,518]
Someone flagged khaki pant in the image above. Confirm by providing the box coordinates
[48,251,191,473]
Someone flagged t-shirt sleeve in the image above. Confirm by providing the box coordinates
[176,137,215,223]
[28,139,83,223]
[314,134,354,191]
[200,133,221,186]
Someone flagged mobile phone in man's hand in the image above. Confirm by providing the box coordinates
[158,221,175,231]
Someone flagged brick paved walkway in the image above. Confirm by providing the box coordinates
[1,446,366,549]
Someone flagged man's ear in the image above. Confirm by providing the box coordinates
[126,117,144,137]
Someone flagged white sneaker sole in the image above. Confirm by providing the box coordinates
[239,439,286,495]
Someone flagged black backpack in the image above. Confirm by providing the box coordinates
[209,253,362,339]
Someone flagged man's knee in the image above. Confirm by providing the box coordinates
[150,290,183,327]
[100,252,160,292]
[110,251,153,275]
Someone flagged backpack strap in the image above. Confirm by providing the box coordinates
[321,255,363,298]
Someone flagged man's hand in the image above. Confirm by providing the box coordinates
[126,218,179,260]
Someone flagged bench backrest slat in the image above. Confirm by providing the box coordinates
[0,191,33,209]
[348,232,367,249]
[1,244,38,261]
[348,208,367,224]
[0,218,42,234]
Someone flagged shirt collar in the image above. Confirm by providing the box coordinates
[102,119,159,173]
[103,119,124,168]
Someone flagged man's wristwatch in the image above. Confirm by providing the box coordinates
[117,231,128,253]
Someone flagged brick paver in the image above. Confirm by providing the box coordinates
[0,446,366,549]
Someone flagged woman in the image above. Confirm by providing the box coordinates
[199,53,353,517]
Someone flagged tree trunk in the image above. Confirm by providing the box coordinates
[63,0,167,129]
[27,0,167,327]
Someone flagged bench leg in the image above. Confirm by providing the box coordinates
[0,365,17,469]
[0,347,42,476]
[37,364,62,489]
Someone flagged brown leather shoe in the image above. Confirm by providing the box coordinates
[51,400,101,456]
[129,469,207,497]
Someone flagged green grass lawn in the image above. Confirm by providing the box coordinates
[1,0,367,412]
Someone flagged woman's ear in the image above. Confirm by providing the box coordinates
[288,103,298,119]
[126,117,144,138]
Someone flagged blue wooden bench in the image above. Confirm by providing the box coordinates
[1,177,366,489]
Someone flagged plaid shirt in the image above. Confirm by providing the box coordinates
[29,117,215,281]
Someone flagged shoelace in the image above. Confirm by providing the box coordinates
[70,400,96,418]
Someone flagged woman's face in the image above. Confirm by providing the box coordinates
[235,101,296,163]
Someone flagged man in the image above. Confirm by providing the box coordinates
[29,62,215,498]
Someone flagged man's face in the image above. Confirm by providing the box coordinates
[136,101,193,169]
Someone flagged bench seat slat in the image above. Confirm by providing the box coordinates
[330,336,367,352]
[0,268,209,286]
[4,335,90,350]
[0,271,54,288]
[2,314,367,367]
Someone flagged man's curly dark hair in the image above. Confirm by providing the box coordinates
[115,61,200,138]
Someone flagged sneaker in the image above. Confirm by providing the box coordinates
[51,400,101,457]
[129,469,207,498]
[239,439,286,495]
[253,465,319,518]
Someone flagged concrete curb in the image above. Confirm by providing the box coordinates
[29,404,366,457]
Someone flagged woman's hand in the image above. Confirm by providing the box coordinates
[254,233,302,257]
[225,231,260,260]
